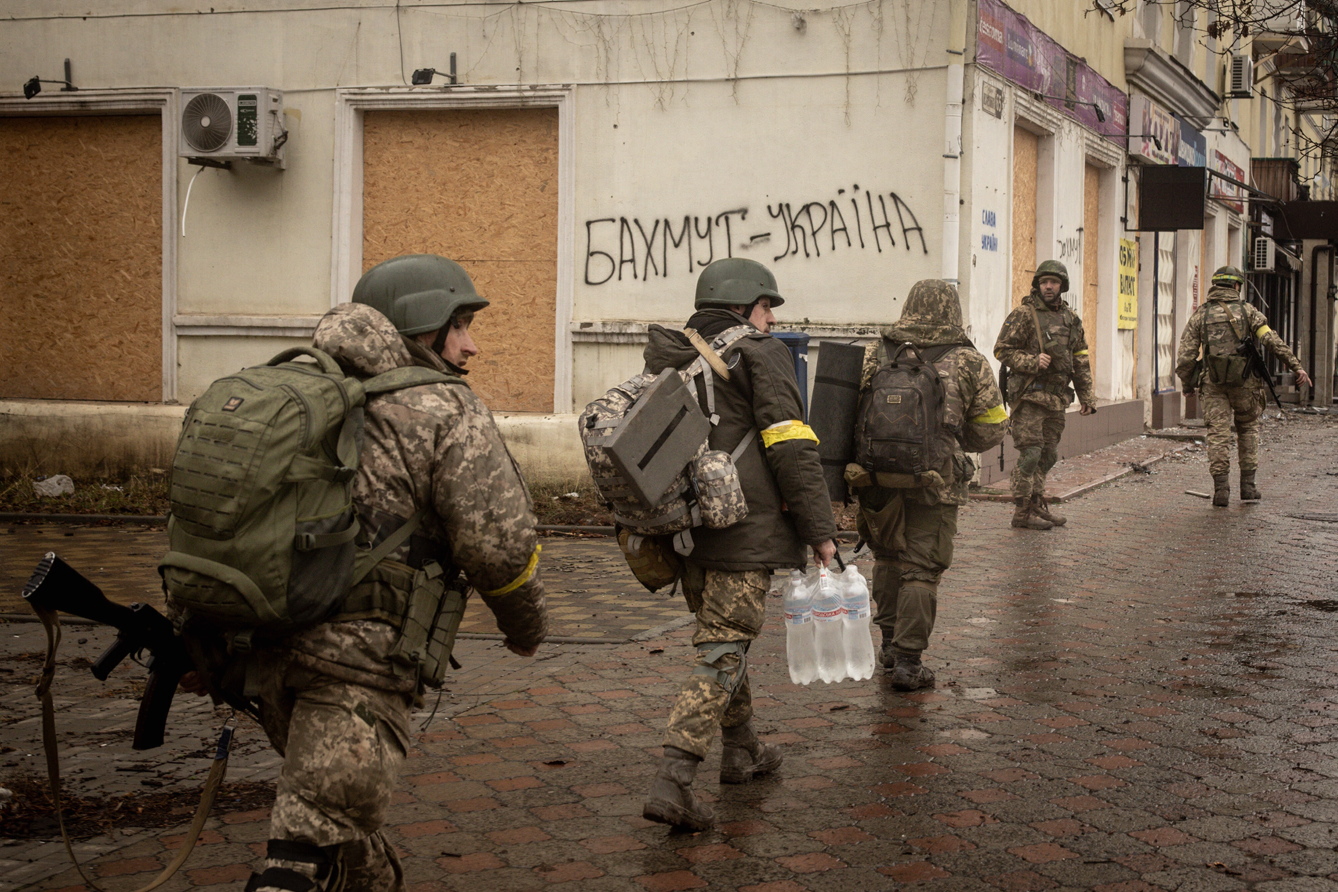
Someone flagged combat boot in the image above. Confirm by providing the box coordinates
[1212,474,1230,507]
[720,721,783,784]
[1030,494,1067,526]
[1012,497,1053,530]
[890,652,936,691]
[643,746,714,831]
[1240,470,1261,502]
[879,634,898,672]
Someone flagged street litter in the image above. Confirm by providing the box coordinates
[33,475,75,497]
[1185,490,1211,499]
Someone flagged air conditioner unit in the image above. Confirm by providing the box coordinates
[1252,236,1276,272]
[179,88,286,166]
[1227,54,1253,99]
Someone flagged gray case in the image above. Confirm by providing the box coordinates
[603,369,711,508]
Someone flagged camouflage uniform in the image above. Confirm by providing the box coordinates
[213,303,547,890]
[849,280,1007,672]
[1175,285,1304,478]
[643,308,838,759]
[994,292,1096,502]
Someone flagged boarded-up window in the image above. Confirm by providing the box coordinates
[1011,127,1038,307]
[362,108,558,412]
[1083,163,1101,374]
[0,115,162,401]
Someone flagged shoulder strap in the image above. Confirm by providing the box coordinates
[684,328,733,381]
[364,366,464,396]
[1029,305,1046,351]
[351,507,429,587]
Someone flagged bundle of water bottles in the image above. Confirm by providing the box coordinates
[781,554,876,684]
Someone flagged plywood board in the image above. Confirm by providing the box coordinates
[362,108,559,412]
[1083,163,1100,373]
[1011,127,1038,308]
[0,115,162,401]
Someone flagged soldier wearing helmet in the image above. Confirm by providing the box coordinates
[1175,264,1312,506]
[640,257,838,832]
[225,254,548,891]
[993,260,1098,530]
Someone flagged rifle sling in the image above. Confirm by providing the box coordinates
[32,603,232,892]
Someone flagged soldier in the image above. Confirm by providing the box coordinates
[1175,265,1312,506]
[993,260,1097,530]
[640,258,838,832]
[183,255,548,892]
[847,279,1008,690]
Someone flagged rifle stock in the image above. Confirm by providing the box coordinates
[23,552,193,750]
[1238,335,1284,410]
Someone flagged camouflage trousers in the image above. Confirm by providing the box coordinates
[252,653,413,892]
[1009,400,1067,500]
[1201,380,1265,476]
[663,562,771,759]
[855,486,957,654]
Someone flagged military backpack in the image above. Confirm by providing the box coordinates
[854,339,955,478]
[159,347,460,648]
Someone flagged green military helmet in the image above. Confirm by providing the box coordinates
[694,257,785,310]
[1031,259,1069,294]
[352,254,489,336]
[1211,265,1246,288]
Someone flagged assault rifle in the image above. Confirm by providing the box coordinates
[1236,333,1284,411]
[23,552,192,750]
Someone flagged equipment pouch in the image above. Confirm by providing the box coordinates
[1206,353,1248,386]
[388,561,466,689]
[690,449,748,529]
[617,528,682,592]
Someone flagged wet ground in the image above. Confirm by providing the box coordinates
[2,412,1337,891]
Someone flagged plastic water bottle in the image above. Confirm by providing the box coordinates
[782,570,818,685]
[811,567,848,683]
[840,564,876,681]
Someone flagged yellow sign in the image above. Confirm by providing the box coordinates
[1118,238,1138,330]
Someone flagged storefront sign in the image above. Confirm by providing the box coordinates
[1118,238,1138,330]
[1129,95,1177,165]
[1210,151,1247,213]
[977,0,1128,143]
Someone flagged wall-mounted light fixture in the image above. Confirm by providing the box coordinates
[412,53,458,86]
[1127,134,1164,151]
[23,58,77,99]
[1032,91,1105,123]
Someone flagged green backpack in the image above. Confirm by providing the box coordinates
[159,347,460,647]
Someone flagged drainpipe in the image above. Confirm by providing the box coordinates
[942,50,964,286]
[1311,243,1333,405]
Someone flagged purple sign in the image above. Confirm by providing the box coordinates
[977,0,1128,143]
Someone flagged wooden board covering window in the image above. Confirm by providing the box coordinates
[362,108,558,412]
[0,115,162,401]
[1011,127,1038,308]
[1083,163,1101,375]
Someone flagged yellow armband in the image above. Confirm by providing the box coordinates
[1073,349,1090,357]
[480,544,542,597]
[969,404,1009,425]
[1255,324,1273,338]
[760,420,819,448]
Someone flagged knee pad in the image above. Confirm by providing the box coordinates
[691,642,748,695]
[1014,446,1043,475]
[1039,447,1059,474]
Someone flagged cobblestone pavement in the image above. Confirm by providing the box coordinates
[3,412,1338,892]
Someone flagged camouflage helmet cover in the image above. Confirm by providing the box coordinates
[694,257,785,310]
[1211,265,1246,288]
[1031,260,1070,294]
[352,254,489,337]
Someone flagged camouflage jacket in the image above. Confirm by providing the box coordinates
[1174,286,1303,389]
[643,308,837,571]
[288,303,547,687]
[858,280,1008,505]
[993,293,1097,412]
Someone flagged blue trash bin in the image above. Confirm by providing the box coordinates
[772,332,811,421]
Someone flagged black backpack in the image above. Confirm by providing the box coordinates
[854,340,953,477]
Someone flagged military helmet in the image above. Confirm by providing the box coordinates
[694,258,784,310]
[1211,265,1246,288]
[352,254,489,337]
[1031,259,1069,294]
